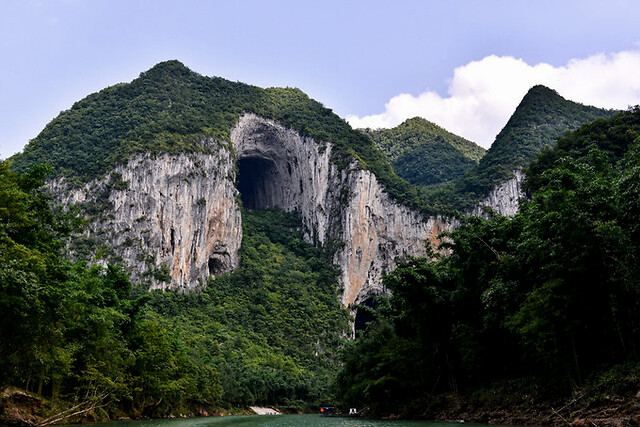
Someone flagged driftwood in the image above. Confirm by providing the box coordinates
[36,389,109,427]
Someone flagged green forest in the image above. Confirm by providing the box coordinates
[0,164,349,421]
[358,86,614,214]
[10,60,425,215]
[337,107,640,419]
[446,85,615,210]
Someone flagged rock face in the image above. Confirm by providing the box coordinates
[54,113,454,305]
[472,170,524,217]
[335,169,451,304]
[53,147,242,291]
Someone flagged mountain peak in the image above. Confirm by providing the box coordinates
[398,116,441,132]
[365,115,485,187]
[139,60,195,80]
[525,84,560,97]
[457,86,616,200]
[516,85,566,110]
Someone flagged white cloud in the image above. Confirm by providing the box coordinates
[347,50,640,148]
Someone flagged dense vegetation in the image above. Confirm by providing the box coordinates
[11,60,422,214]
[0,164,349,422]
[358,86,615,214]
[145,208,350,409]
[5,61,637,423]
[448,85,615,208]
[336,107,640,417]
[12,63,615,218]
[363,117,485,186]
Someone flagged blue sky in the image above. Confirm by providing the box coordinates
[1,0,640,158]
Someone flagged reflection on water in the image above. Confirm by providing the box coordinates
[81,414,472,426]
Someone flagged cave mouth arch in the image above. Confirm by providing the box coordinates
[236,157,278,209]
[354,296,378,336]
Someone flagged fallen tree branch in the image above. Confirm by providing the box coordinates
[36,392,109,426]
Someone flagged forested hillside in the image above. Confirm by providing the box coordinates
[363,117,485,186]
[0,164,349,423]
[3,59,637,425]
[336,107,640,422]
[10,60,426,214]
[364,86,616,214]
[454,85,615,203]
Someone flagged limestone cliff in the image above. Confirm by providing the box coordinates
[232,114,454,305]
[472,170,524,217]
[53,113,454,305]
[52,147,242,291]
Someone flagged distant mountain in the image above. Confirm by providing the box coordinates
[11,60,415,209]
[457,85,616,200]
[363,117,486,186]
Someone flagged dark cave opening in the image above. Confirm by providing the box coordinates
[208,257,224,276]
[354,296,378,337]
[236,157,276,209]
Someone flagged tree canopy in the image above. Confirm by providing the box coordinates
[336,107,640,416]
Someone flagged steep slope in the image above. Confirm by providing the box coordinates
[462,85,616,194]
[335,108,640,422]
[12,61,451,305]
[363,117,486,186]
[454,85,616,211]
[11,60,417,212]
[526,106,640,192]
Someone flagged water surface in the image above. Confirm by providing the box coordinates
[82,414,472,426]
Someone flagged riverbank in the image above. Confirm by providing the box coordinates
[3,371,639,426]
[0,388,260,426]
[249,406,281,415]
[381,372,640,426]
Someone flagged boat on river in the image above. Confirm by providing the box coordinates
[319,406,361,417]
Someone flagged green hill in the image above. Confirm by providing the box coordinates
[526,106,640,193]
[457,85,616,199]
[363,117,486,186]
[11,60,421,212]
[0,166,350,417]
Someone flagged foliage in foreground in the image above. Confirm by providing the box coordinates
[0,160,222,417]
[336,108,640,415]
[0,162,349,419]
[145,208,350,408]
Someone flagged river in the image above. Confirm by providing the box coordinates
[81,414,477,426]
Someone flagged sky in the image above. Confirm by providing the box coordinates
[1,0,640,159]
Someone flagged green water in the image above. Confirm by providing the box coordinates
[81,415,471,426]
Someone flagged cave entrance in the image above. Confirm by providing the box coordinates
[354,296,378,337]
[236,157,277,209]
[208,257,224,276]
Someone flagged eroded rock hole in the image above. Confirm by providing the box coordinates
[236,157,276,209]
[208,257,224,276]
[354,296,378,337]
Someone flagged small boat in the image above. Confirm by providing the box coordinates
[319,406,360,417]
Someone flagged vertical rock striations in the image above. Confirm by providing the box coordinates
[53,113,454,305]
[53,148,242,291]
[472,170,524,217]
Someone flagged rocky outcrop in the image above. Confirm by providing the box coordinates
[231,114,336,247]
[52,147,242,291]
[472,170,524,217]
[53,113,455,305]
[336,169,451,304]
